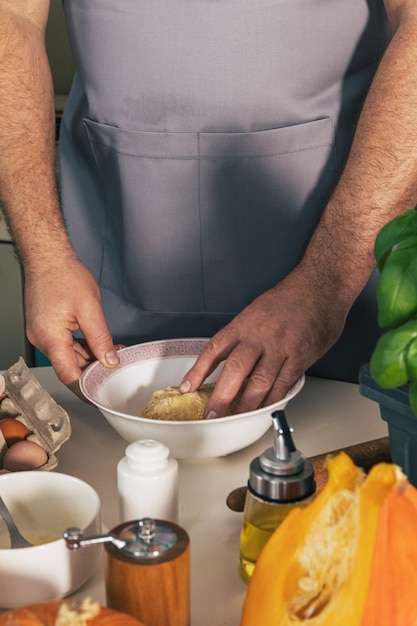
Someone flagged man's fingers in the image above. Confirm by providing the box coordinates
[78,305,120,369]
[180,335,237,394]
[201,343,263,418]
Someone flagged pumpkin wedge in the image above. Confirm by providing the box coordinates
[240,451,406,626]
[0,598,145,626]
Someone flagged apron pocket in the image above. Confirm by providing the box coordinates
[198,118,337,310]
[84,117,336,313]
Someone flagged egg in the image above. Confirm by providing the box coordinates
[3,440,48,472]
[0,418,30,447]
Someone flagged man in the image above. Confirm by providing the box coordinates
[1,0,417,418]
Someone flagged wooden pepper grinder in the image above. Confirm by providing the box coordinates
[105,518,189,626]
[64,517,190,626]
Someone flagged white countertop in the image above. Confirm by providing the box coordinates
[6,368,389,624]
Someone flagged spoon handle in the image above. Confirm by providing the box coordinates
[0,495,33,548]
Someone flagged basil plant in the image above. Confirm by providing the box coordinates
[370,208,417,415]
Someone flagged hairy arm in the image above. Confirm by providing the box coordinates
[0,1,64,263]
[182,0,417,417]
[298,0,417,310]
[0,0,119,390]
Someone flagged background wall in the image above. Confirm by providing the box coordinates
[45,2,75,97]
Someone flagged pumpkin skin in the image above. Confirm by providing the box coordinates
[0,600,146,626]
[239,452,406,626]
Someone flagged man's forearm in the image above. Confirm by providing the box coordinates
[299,4,417,302]
[0,4,75,273]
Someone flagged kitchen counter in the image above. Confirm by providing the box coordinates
[10,368,389,624]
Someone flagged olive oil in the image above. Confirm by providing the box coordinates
[239,493,311,583]
[239,513,283,583]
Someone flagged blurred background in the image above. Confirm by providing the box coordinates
[46,2,75,99]
[0,3,75,369]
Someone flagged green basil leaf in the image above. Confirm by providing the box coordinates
[370,319,417,388]
[406,336,417,381]
[377,236,417,328]
[374,209,417,270]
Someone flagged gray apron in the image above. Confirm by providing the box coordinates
[60,0,390,382]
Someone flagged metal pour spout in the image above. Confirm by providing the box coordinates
[272,410,296,461]
[258,410,304,476]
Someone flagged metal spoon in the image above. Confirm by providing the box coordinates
[0,495,33,548]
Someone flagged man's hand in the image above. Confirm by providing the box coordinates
[180,266,349,419]
[24,256,120,397]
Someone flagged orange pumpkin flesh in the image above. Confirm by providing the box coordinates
[360,480,417,626]
[240,452,407,626]
[0,600,146,626]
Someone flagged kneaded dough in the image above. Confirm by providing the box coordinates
[142,382,245,421]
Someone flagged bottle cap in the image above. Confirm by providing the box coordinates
[117,518,177,558]
[248,411,315,502]
[125,439,171,470]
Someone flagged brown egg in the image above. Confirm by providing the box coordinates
[0,418,30,447]
[3,440,48,472]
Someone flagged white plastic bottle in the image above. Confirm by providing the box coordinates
[117,439,179,523]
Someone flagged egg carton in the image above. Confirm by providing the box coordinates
[0,357,71,472]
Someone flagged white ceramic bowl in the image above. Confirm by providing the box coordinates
[80,338,305,459]
[0,471,101,608]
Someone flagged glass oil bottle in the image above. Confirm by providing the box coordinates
[239,410,316,583]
